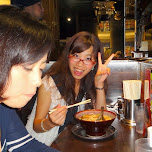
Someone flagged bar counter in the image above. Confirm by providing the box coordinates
[51,117,143,152]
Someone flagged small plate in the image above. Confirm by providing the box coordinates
[71,124,116,141]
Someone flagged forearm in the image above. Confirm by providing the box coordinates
[95,88,106,109]
[33,118,56,133]
[95,82,106,110]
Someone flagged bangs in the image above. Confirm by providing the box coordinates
[70,37,92,54]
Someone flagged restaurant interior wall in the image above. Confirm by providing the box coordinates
[42,0,152,60]
[42,0,60,61]
[94,0,152,59]
[94,0,136,58]
[106,60,140,105]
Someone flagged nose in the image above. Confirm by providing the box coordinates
[77,59,84,66]
[32,72,42,87]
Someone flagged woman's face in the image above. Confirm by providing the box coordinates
[69,46,96,82]
[1,54,47,108]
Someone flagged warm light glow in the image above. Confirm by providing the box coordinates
[98,30,135,42]
[98,32,110,40]
[67,17,71,22]
[0,0,10,5]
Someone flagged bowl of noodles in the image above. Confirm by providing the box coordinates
[74,109,116,136]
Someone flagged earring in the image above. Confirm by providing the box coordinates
[92,66,94,71]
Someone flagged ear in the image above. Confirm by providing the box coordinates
[92,62,97,70]
[92,64,96,70]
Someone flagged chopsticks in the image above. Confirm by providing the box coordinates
[48,99,91,114]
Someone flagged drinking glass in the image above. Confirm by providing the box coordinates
[135,103,144,134]
[135,138,152,152]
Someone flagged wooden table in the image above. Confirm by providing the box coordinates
[51,118,143,152]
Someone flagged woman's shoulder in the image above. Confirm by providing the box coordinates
[42,76,56,91]
[42,75,54,83]
[0,104,15,116]
[0,104,10,125]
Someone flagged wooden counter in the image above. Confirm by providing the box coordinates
[51,118,143,152]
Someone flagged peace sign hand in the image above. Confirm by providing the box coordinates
[94,52,115,88]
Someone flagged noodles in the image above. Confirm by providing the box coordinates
[79,113,111,122]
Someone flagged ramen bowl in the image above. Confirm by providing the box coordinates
[75,109,116,136]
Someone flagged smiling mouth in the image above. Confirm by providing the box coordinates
[74,68,84,76]
[74,67,84,72]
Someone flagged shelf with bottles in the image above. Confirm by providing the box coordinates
[98,19,135,32]
[98,19,135,41]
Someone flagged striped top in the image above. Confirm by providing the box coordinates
[0,104,59,152]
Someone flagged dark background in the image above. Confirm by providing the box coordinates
[59,0,97,39]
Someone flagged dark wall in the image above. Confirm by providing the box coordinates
[110,15,124,56]
[59,0,98,39]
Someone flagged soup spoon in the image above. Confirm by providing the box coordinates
[97,106,104,121]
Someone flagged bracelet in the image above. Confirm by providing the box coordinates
[95,87,104,90]
[41,119,48,132]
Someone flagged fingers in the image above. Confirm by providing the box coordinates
[105,53,115,66]
[49,106,67,126]
[97,67,110,75]
[51,106,67,116]
[95,53,113,82]
[98,52,102,66]
[107,67,110,74]
[98,52,114,67]
[96,53,111,75]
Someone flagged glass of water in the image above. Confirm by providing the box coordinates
[135,103,144,134]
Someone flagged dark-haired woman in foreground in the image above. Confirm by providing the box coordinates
[26,31,115,145]
[0,5,59,152]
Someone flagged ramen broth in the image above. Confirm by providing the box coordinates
[79,113,111,121]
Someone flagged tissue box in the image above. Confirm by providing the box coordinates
[140,41,152,51]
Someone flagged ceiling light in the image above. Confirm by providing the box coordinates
[67,17,71,22]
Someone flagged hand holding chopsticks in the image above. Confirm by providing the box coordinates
[49,99,91,114]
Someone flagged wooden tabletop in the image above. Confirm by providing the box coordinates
[51,118,143,152]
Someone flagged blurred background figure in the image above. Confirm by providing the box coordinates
[11,0,44,20]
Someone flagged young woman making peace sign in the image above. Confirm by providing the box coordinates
[26,31,115,146]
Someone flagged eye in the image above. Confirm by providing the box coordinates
[86,57,92,61]
[23,64,34,72]
[23,67,33,72]
[73,54,79,58]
